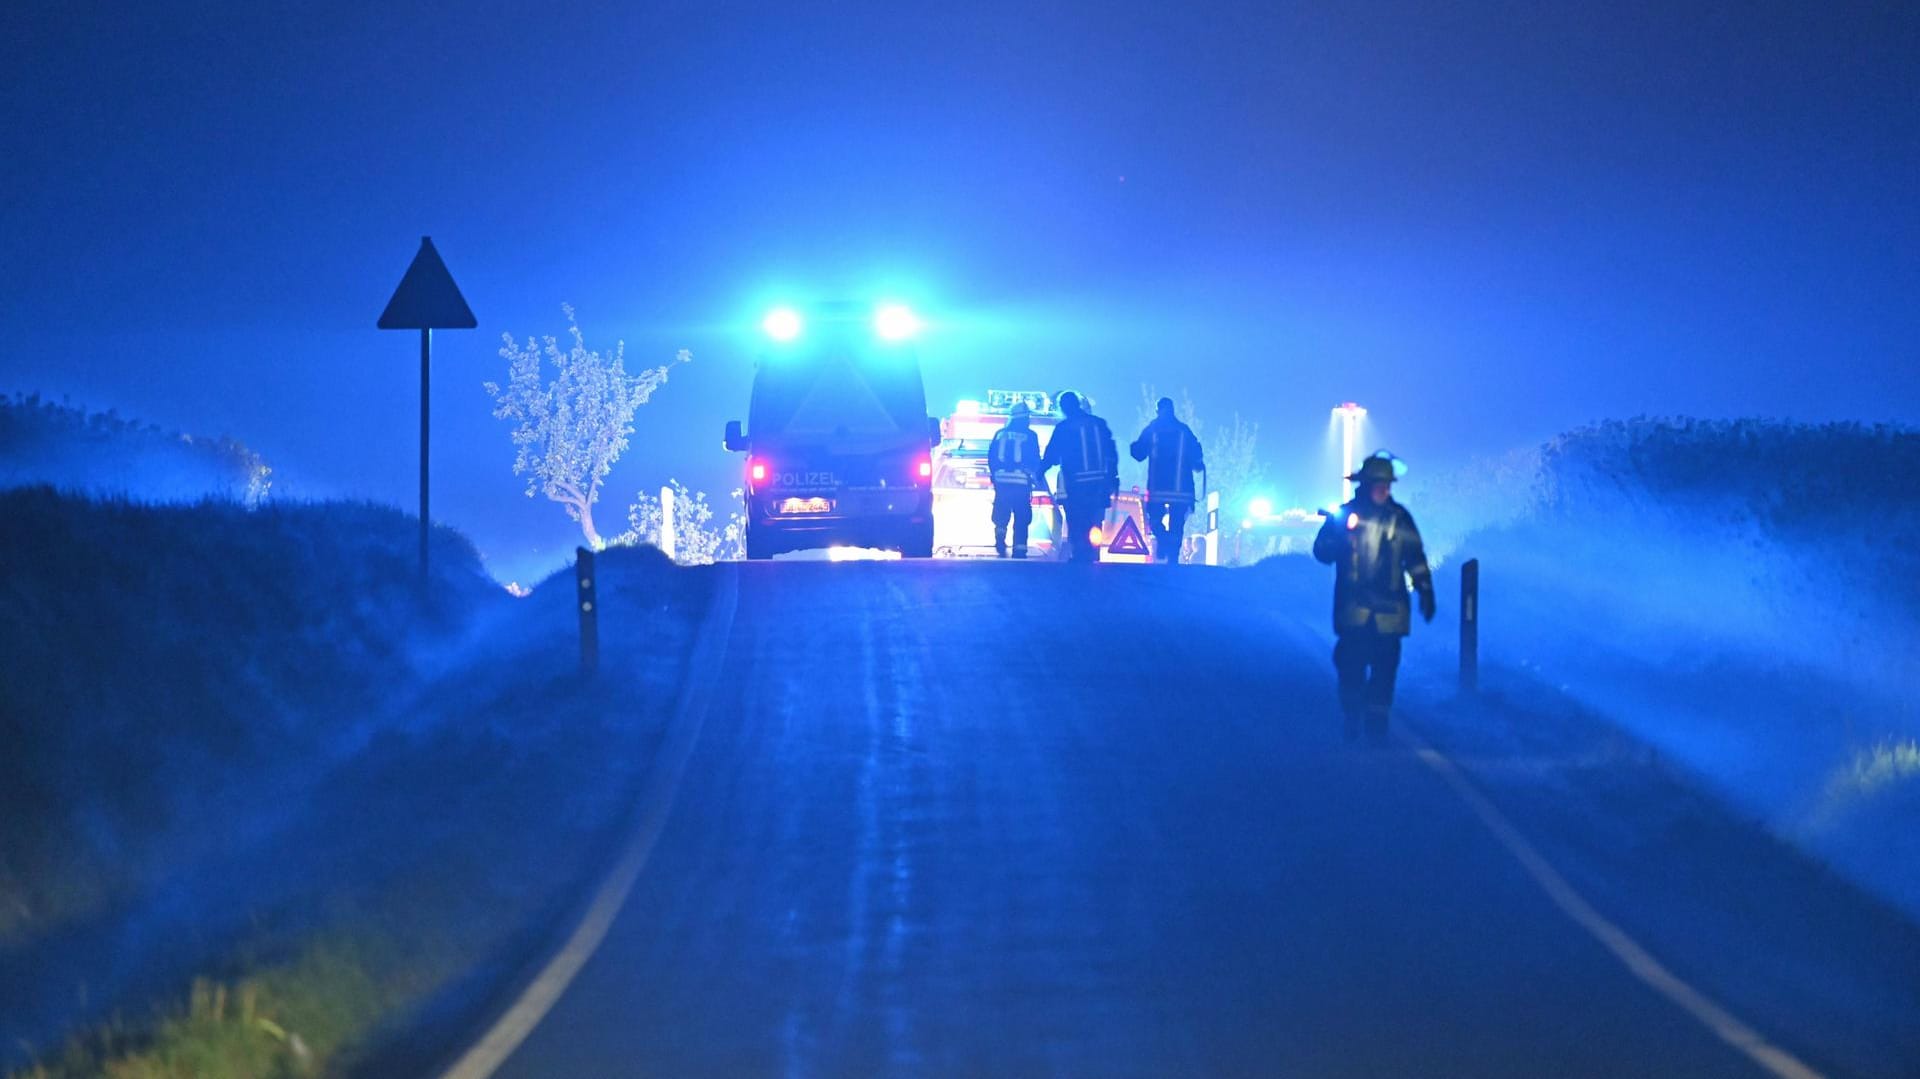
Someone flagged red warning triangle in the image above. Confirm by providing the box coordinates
[378,236,477,330]
[1106,515,1150,555]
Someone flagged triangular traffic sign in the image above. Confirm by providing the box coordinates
[1106,514,1150,556]
[378,236,477,330]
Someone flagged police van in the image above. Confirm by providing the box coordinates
[723,301,940,560]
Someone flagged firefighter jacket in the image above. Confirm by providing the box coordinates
[1129,416,1205,506]
[988,421,1044,490]
[1312,497,1434,637]
[1041,412,1120,499]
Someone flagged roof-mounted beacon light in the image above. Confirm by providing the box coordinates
[873,304,923,341]
[762,307,803,342]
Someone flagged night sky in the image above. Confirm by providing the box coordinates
[5,1,1916,583]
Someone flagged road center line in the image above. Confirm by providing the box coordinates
[438,564,740,1079]
[1400,727,1824,1079]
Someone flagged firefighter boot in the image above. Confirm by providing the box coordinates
[1338,688,1365,742]
[1364,703,1392,747]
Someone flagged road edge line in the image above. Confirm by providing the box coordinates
[437,564,740,1079]
[1400,726,1824,1079]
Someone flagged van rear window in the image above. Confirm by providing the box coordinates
[751,350,927,437]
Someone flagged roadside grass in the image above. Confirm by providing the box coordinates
[1827,738,1920,802]
[9,552,698,1075]
[0,487,495,949]
[20,869,547,1078]
[21,939,392,1079]
[2,487,702,1076]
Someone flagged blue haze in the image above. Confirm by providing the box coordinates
[3,1,1916,582]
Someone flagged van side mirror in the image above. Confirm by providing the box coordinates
[927,416,942,448]
[723,420,747,453]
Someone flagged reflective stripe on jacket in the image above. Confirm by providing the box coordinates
[1312,498,1434,637]
[1042,413,1119,492]
[988,425,1042,488]
[1129,418,1204,505]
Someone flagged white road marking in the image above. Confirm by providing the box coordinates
[1401,728,1825,1079]
[438,565,740,1079]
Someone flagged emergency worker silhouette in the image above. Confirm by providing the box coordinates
[1039,390,1119,562]
[1129,397,1205,563]
[1312,452,1436,743]
[986,400,1044,558]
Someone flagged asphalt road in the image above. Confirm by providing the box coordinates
[483,560,1910,1078]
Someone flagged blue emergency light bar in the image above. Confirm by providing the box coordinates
[762,307,803,341]
[760,302,927,344]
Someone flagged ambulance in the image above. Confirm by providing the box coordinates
[930,390,1063,558]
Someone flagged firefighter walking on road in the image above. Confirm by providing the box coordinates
[987,401,1044,558]
[1040,390,1119,562]
[1130,397,1205,563]
[1312,452,1436,743]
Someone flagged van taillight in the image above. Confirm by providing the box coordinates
[750,460,767,483]
[916,457,932,479]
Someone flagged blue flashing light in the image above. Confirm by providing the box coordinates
[873,304,923,341]
[1248,497,1274,519]
[762,307,803,341]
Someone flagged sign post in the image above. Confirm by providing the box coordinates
[378,236,477,585]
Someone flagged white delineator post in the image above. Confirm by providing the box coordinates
[1203,490,1221,566]
[660,485,677,562]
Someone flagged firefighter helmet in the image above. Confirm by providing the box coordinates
[1347,452,1404,485]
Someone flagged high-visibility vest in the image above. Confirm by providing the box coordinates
[990,427,1041,487]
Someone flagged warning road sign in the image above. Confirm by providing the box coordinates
[1102,515,1151,562]
[376,235,476,585]
[378,236,476,330]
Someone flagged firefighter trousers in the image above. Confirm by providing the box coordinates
[991,488,1033,557]
[1062,494,1107,562]
[1144,500,1190,563]
[1333,622,1403,740]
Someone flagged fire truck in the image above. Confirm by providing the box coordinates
[931,390,1171,562]
[931,390,1062,558]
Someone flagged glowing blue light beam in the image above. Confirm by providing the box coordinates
[873,304,923,341]
[762,307,803,341]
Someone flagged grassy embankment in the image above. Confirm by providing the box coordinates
[1411,417,1920,917]
[1,487,703,1076]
